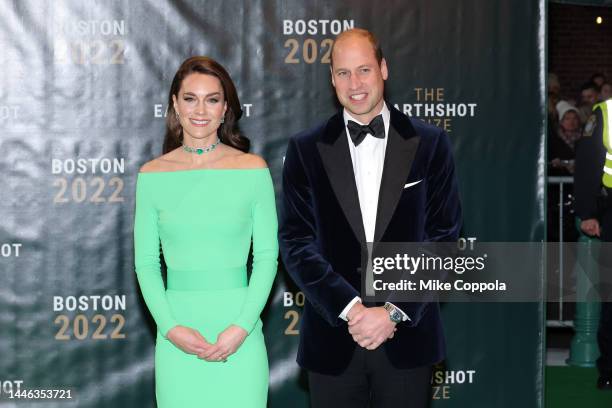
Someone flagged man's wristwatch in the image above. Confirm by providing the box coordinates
[383,302,403,323]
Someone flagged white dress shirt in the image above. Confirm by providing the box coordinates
[338,103,409,322]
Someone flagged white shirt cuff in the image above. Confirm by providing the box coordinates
[339,296,362,321]
[387,302,411,322]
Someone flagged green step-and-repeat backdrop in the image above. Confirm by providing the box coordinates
[0,1,545,406]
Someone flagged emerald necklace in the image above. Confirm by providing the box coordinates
[182,139,221,155]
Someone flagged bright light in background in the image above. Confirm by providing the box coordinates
[596,16,603,24]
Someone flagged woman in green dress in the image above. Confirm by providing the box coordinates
[134,56,278,407]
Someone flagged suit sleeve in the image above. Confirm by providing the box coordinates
[233,170,279,334]
[394,130,462,326]
[575,109,606,220]
[134,175,178,337]
[424,130,462,242]
[279,138,360,327]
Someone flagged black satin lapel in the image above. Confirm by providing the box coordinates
[317,130,366,244]
[374,126,420,242]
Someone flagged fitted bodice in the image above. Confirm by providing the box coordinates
[134,168,278,336]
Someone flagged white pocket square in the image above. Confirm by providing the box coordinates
[404,180,422,189]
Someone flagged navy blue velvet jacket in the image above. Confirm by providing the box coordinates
[279,105,462,375]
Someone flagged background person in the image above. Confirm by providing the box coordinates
[574,97,612,390]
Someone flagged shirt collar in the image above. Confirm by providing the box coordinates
[343,102,390,137]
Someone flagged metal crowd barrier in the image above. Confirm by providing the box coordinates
[547,176,575,328]
[547,176,600,366]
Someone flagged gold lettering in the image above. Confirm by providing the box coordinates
[431,385,451,400]
[415,88,445,102]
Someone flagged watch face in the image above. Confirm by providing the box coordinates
[390,309,402,323]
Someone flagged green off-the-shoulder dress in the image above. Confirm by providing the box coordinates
[134,168,278,407]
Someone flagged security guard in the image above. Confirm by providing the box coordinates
[575,98,612,389]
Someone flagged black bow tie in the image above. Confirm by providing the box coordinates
[347,115,385,147]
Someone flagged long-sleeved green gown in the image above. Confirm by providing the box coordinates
[134,168,278,407]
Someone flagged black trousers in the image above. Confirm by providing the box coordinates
[308,346,432,408]
[598,207,612,376]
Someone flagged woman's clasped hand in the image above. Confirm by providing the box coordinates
[167,324,248,362]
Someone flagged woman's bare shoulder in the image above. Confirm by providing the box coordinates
[216,144,268,169]
[235,153,268,169]
[139,149,184,173]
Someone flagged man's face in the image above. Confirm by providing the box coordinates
[582,88,599,106]
[601,84,612,101]
[593,75,605,87]
[331,35,388,124]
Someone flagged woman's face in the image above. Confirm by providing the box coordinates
[561,111,580,132]
[173,73,227,143]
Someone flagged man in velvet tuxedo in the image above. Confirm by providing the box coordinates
[279,28,462,408]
